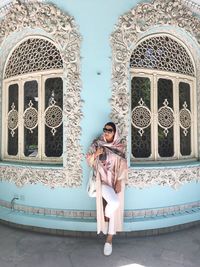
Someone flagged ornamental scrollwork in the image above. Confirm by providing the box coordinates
[158,99,174,137]
[110,0,200,187]
[128,165,200,189]
[0,164,73,188]
[8,102,18,137]
[0,0,82,187]
[44,92,63,136]
[23,100,38,133]
[131,98,151,136]
[179,101,191,136]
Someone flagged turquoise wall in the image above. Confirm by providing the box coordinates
[0,179,200,210]
[0,0,200,231]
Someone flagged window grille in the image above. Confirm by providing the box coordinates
[130,36,196,161]
[5,38,63,78]
[130,36,194,77]
[3,38,63,162]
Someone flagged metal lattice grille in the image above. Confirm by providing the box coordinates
[157,78,174,157]
[44,77,63,158]
[5,38,63,78]
[130,36,194,76]
[131,74,195,160]
[131,77,151,158]
[5,75,63,161]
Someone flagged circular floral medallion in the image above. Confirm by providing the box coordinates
[158,106,174,129]
[179,108,191,129]
[131,106,151,129]
[8,110,18,130]
[24,107,38,130]
[45,105,63,129]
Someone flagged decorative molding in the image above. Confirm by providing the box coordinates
[0,1,14,17]
[183,0,200,14]
[110,0,200,187]
[0,0,46,17]
[128,165,200,189]
[0,164,72,188]
[0,1,83,187]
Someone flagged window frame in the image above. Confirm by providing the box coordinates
[130,68,197,162]
[2,69,63,163]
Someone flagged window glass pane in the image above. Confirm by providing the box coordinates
[8,84,18,156]
[179,82,190,109]
[131,77,151,158]
[158,78,174,157]
[45,77,63,157]
[179,82,191,156]
[132,127,151,158]
[180,129,191,156]
[158,127,174,157]
[24,81,38,157]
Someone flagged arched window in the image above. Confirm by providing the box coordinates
[130,35,197,161]
[3,37,63,163]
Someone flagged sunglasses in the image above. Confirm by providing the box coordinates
[103,127,114,133]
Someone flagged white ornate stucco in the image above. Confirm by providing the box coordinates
[128,165,200,189]
[0,0,83,187]
[110,0,200,188]
[1,1,199,16]
[184,0,200,14]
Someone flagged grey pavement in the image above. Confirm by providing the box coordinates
[0,223,200,267]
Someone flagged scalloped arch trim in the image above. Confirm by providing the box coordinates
[110,0,200,188]
[0,1,83,187]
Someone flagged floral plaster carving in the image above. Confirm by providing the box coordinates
[0,0,83,187]
[0,165,75,188]
[128,165,200,189]
[110,0,200,188]
[184,0,200,14]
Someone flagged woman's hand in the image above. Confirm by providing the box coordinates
[94,147,104,158]
[114,180,121,193]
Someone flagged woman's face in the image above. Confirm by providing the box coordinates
[103,125,115,142]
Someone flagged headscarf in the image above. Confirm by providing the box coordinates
[86,124,127,188]
[93,126,126,160]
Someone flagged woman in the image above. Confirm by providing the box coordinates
[86,122,128,256]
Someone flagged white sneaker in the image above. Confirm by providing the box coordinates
[104,242,112,256]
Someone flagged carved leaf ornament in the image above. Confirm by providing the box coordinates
[111,0,200,188]
[0,0,82,187]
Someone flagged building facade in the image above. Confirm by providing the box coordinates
[0,0,200,233]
